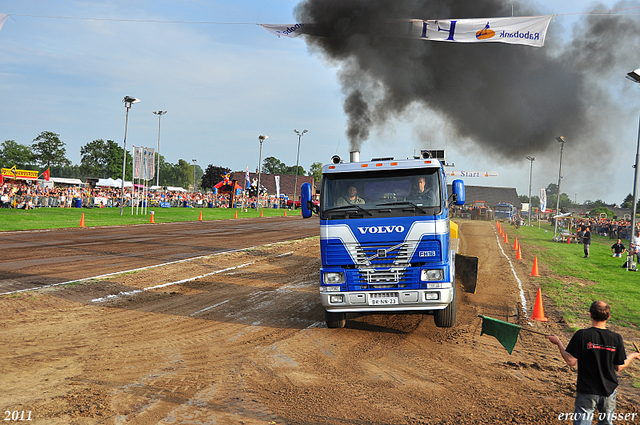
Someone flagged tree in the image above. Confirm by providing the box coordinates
[309,161,322,183]
[201,165,231,190]
[0,140,34,169]
[31,131,71,168]
[622,194,634,209]
[545,183,559,197]
[262,156,286,174]
[80,139,122,178]
[173,159,194,189]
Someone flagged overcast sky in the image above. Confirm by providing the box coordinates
[1,0,639,205]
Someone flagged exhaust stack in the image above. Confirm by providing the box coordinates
[350,151,360,163]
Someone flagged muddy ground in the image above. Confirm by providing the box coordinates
[1,219,638,424]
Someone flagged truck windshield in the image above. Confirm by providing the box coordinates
[321,168,442,219]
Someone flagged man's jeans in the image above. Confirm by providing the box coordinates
[573,390,617,425]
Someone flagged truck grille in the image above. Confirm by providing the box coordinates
[353,243,411,266]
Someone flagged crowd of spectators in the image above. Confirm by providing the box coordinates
[0,180,285,210]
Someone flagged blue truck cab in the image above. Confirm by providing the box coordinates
[300,151,466,328]
[494,202,516,222]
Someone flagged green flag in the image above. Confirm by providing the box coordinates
[480,316,521,354]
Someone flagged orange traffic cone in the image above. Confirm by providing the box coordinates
[260,209,264,217]
[531,256,540,277]
[284,209,287,217]
[530,287,548,321]
[199,211,203,221]
[513,237,519,250]
[504,231,508,244]
[234,210,238,219]
[499,227,503,237]
[516,244,523,260]
[150,212,155,224]
[79,213,86,228]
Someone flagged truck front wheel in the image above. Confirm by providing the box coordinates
[325,310,346,328]
[434,284,457,328]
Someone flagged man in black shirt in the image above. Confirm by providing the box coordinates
[547,301,639,425]
[611,239,626,258]
[582,226,591,258]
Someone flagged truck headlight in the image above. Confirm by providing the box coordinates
[421,269,444,281]
[329,294,344,303]
[323,272,345,284]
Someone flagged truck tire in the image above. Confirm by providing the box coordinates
[434,283,457,328]
[325,310,346,328]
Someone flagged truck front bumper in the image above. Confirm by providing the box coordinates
[321,287,453,313]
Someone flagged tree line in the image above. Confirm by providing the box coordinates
[1,132,323,190]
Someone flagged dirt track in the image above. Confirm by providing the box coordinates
[1,219,638,425]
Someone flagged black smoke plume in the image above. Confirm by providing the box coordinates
[294,0,640,157]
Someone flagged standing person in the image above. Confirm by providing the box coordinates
[582,226,591,258]
[546,301,639,425]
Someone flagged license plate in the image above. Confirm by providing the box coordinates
[369,296,398,305]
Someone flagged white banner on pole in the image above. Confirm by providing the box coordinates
[540,188,547,212]
[407,16,552,47]
[274,175,280,199]
[132,146,142,179]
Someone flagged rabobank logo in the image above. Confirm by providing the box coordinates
[476,22,495,40]
[276,23,305,36]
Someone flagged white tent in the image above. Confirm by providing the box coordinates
[166,186,187,192]
[96,178,118,187]
[113,178,133,188]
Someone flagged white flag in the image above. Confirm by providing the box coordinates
[259,23,305,38]
[540,188,547,212]
[408,16,552,47]
[274,175,280,199]
[0,14,8,33]
[132,146,141,179]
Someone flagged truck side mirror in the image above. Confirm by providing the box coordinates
[300,182,313,218]
[452,179,465,205]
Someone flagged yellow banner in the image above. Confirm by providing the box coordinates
[1,168,39,180]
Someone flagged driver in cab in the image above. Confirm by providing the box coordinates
[337,185,365,206]
[408,176,436,204]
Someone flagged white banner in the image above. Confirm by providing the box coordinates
[143,146,155,180]
[132,146,142,179]
[447,171,498,177]
[0,14,8,33]
[540,188,547,212]
[274,175,280,199]
[259,23,305,38]
[408,16,552,47]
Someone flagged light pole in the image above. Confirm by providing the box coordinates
[192,159,197,192]
[257,135,268,209]
[553,136,565,240]
[625,67,640,254]
[120,96,140,216]
[526,156,535,227]
[153,111,167,187]
[293,129,308,207]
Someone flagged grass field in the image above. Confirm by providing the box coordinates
[0,206,297,231]
[502,221,640,331]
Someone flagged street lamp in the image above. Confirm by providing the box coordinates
[625,67,640,256]
[153,111,167,187]
[120,96,140,216]
[192,159,197,192]
[257,135,268,209]
[526,156,535,227]
[293,129,308,208]
[553,136,565,240]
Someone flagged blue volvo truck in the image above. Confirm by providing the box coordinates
[301,150,474,328]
